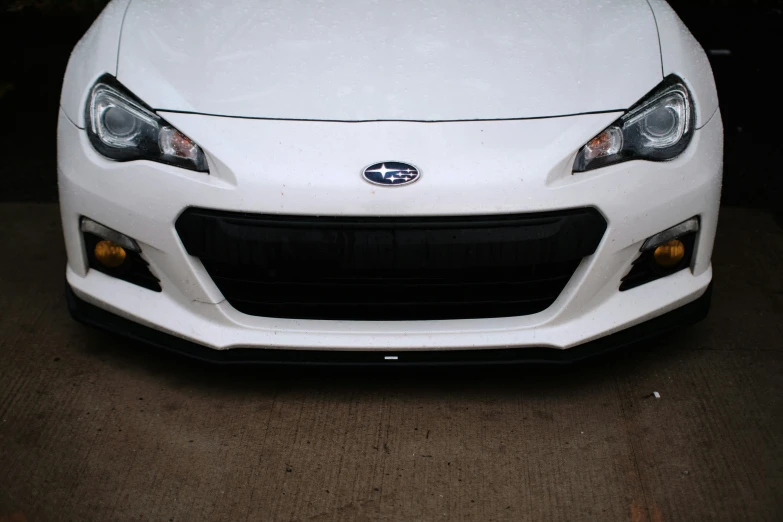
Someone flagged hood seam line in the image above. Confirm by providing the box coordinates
[645,0,666,79]
[153,108,627,124]
[115,0,134,77]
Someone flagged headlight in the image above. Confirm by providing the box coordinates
[573,76,694,173]
[86,76,208,172]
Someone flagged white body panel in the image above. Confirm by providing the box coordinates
[116,0,661,120]
[58,108,723,351]
[58,0,723,355]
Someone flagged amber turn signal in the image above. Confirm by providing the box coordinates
[653,239,685,267]
[94,240,127,268]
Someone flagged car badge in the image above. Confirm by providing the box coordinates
[362,162,421,186]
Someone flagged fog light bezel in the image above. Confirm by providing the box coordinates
[80,218,161,292]
[620,217,699,291]
[81,218,140,252]
[641,218,699,252]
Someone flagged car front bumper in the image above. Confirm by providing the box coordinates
[58,107,723,356]
[66,282,711,365]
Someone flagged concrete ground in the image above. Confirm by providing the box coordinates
[0,203,781,522]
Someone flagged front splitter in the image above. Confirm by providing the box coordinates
[66,283,711,366]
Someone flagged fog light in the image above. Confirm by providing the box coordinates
[653,239,685,267]
[94,240,127,268]
[621,219,698,291]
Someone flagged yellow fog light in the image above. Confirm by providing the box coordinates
[653,239,685,267]
[94,240,127,268]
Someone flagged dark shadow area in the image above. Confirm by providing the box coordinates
[0,8,95,200]
[672,2,783,209]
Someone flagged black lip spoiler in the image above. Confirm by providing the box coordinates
[66,283,711,366]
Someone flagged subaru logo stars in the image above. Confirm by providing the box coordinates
[362,162,421,186]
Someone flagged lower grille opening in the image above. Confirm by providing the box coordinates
[176,208,607,320]
[202,260,581,320]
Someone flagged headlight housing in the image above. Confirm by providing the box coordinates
[86,76,208,172]
[573,76,694,173]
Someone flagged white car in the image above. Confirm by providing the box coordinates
[60,0,722,363]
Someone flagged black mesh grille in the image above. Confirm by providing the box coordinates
[176,208,607,320]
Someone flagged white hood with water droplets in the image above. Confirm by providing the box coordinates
[117,0,662,121]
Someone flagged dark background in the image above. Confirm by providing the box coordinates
[1,0,782,209]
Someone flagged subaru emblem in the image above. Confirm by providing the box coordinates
[362,162,421,186]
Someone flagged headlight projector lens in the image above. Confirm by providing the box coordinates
[102,106,137,137]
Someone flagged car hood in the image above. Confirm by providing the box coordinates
[117,0,662,121]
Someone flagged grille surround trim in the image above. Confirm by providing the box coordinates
[176,208,607,321]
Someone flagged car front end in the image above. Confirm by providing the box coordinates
[59,0,722,363]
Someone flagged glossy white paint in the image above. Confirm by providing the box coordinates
[116,0,662,120]
[647,0,719,127]
[58,108,723,350]
[58,0,723,354]
[60,0,131,128]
